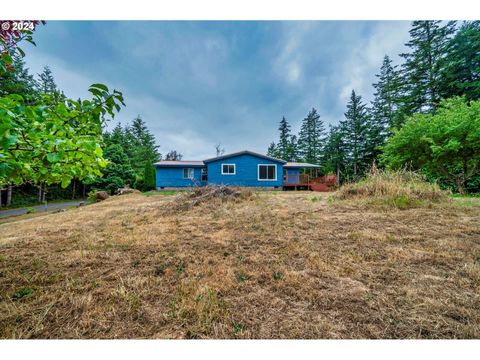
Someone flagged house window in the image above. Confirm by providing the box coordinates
[221,163,236,175]
[258,164,277,181]
[183,168,194,179]
[201,168,208,181]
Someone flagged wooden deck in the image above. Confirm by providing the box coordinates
[283,174,337,192]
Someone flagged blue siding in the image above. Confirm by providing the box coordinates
[206,154,283,187]
[155,167,203,188]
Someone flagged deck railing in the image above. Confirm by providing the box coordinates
[283,174,337,186]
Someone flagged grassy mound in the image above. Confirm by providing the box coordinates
[335,168,450,209]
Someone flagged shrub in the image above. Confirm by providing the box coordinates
[335,166,450,208]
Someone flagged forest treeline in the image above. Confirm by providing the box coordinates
[267,21,480,193]
[1,20,479,208]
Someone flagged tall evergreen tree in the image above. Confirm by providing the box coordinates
[36,66,64,104]
[37,66,57,94]
[340,90,370,177]
[165,150,183,161]
[0,56,36,99]
[371,55,402,131]
[297,108,325,164]
[92,143,137,194]
[439,21,480,101]
[276,117,297,161]
[143,161,156,191]
[322,125,347,184]
[289,135,298,162]
[399,20,457,116]
[266,141,280,158]
[128,116,161,174]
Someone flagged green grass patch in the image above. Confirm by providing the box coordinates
[233,321,244,334]
[12,288,34,300]
[451,196,480,208]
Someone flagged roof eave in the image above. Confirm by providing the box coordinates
[203,150,286,164]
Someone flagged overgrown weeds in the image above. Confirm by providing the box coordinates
[171,185,254,211]
[335,166,450,208]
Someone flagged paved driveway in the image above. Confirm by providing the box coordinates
[0,201,90,219]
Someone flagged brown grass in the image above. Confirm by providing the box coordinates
[335,168,449,208]
[0,191,479,339]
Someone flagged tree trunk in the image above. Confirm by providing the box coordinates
[72,179,76,200]
[456,179,465,195]
[336,165,340,186]
[41,183,46,202]
[82,183,86,198]
[38,183,43,203]
[6,185,12,207]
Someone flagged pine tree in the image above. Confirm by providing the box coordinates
[165,150,183,161]
[399,20,457,116]
[93,144,137,194]
[267,142,279,158]
[143,161,156,191]
[322,125,347,184]
[297,108,325,164]
[108,123,126,147]
[340,90,370,177]
[371,55,402,131]
[276,117,297,161]
[36,66,64,103]
[288,135,298,161]
[439,21,480,101]
[0,56,36,99]
[37,66,57,94]
[129,116,160,174]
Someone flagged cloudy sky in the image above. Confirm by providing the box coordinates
[24,21,411,160]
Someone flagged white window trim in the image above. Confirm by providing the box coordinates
[183,168,194,179]
[221,163,236,175]
[258,164,277,181]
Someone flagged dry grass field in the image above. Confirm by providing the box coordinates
[0,190,479,339]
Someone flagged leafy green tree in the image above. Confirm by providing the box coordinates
[381,97,480,194]
[339,90,370,177]
[297,108,325,164]
[399,21,456,116]
[439,21,480,102]
[0,25,125,190]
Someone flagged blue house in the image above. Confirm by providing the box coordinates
[155,150,323,190]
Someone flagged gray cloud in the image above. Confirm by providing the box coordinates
[24,21,411,160]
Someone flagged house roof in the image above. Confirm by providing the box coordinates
[203,150,287,164]
[154,160,205,167]
[284,162,321,168]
